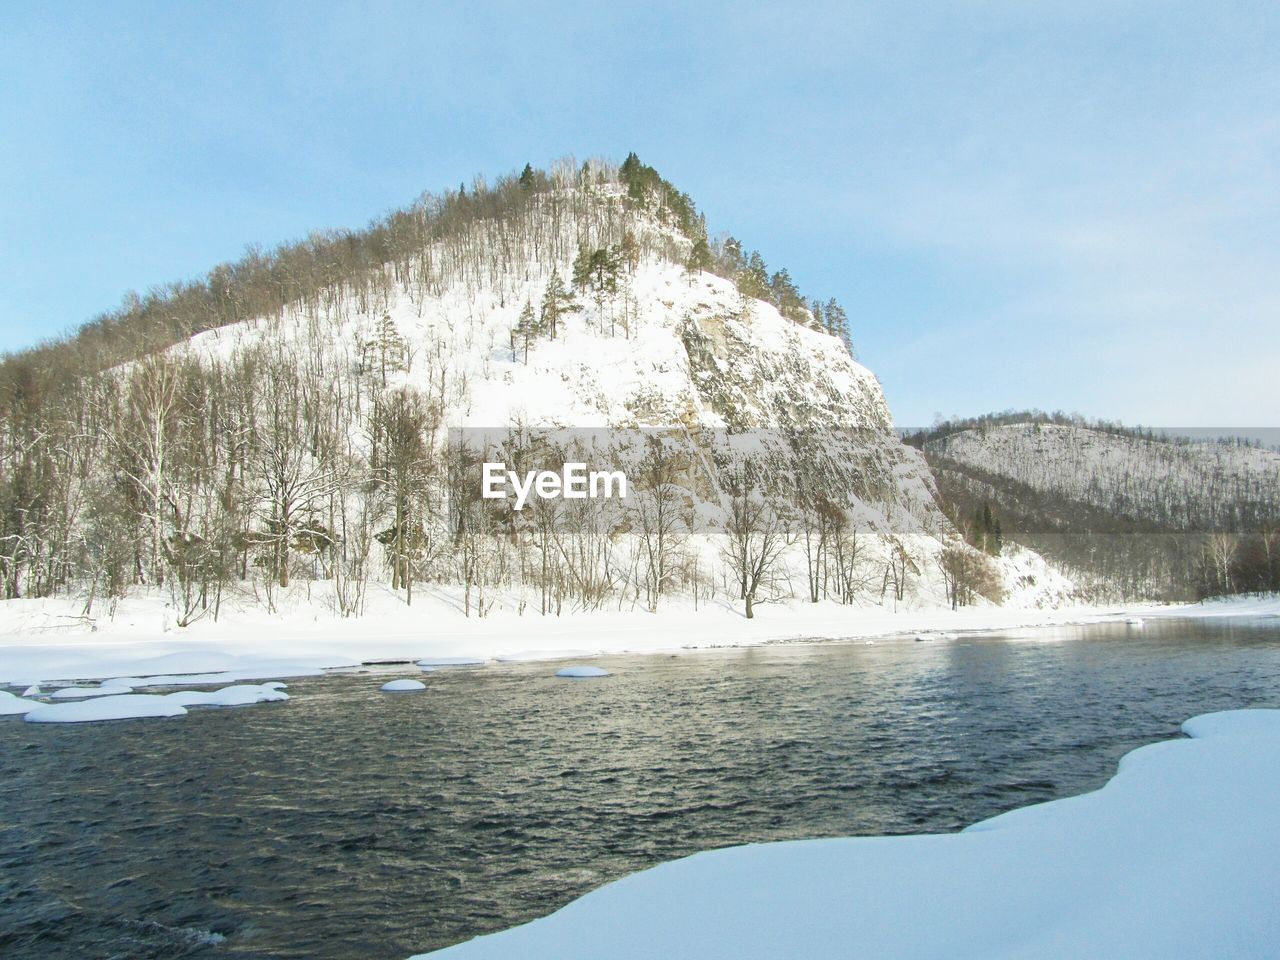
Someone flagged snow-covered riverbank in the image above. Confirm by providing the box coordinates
[1,587,1276,686]
[412,708,1280,960]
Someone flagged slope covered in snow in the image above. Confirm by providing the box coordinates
[412,709,1280,960]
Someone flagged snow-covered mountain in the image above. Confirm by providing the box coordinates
[0,157,1072,621]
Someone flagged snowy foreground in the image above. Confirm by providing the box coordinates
[1,589,1277,687]
[413,709,1280,960]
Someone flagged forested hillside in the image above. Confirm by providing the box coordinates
[1,156,1037,626]
[912,416,1280,600]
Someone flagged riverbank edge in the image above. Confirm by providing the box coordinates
[410,707,1280,959]
[1,589,1276,686]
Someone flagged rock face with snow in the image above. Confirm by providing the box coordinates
[177,184,940,539]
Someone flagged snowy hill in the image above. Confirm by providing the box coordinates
[923,421,1280,599]
[0,157,1072,629]
[926,422,1280,531]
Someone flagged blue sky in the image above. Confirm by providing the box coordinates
[2,1,1277,426]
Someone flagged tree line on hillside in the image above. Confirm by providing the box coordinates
[930,454,1280,602]
[5,155,854,386]
[0,327,968,622]
[904,410,1275,451]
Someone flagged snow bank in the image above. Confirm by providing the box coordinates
[411,709,1280,960]
[24,694,188,723]
[381,679,426,692]
[555,666,610,678]
[2,588,1275,689]
[0,644,358,688]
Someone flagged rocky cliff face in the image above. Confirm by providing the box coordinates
[181,180,941,536]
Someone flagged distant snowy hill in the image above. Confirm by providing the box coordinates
[926,422,1280,531]
[922,421,1280,599]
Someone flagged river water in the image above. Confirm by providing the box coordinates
[2,618,1278,959]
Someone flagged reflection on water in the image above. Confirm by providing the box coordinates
[1,619,1278,959]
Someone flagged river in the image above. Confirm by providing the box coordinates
[2,618,1277,959]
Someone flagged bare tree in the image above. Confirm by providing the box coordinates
[721,464,794,618]
[632,436,690,611]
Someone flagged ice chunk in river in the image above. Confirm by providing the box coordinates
[381,679,427,692]
[164,684,289,706]
[24,694,188,723]
[0,690,40,715]
[555,666,611,678]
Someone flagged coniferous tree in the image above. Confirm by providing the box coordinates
[824,298,854,357]
[540,267,575,340]
[513,300,538,364]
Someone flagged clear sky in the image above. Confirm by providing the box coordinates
[2,1,1276,427]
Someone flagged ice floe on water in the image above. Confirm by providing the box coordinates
[0,690,40,715]
[381,679,427,692]
[19,683,291,723]
[410,708,1280,960]
[48,681,135,699]
[24,694,188,723]
[0,649,360,688]
[417,656,486,667]
[163,684,289,707]
[555,666,611,678]
[494,650,596,663]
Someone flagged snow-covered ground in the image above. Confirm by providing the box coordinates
[1,583,1275,688]
[411,708,1280,960]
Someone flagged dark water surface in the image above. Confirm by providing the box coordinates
[2,618,1279,959]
